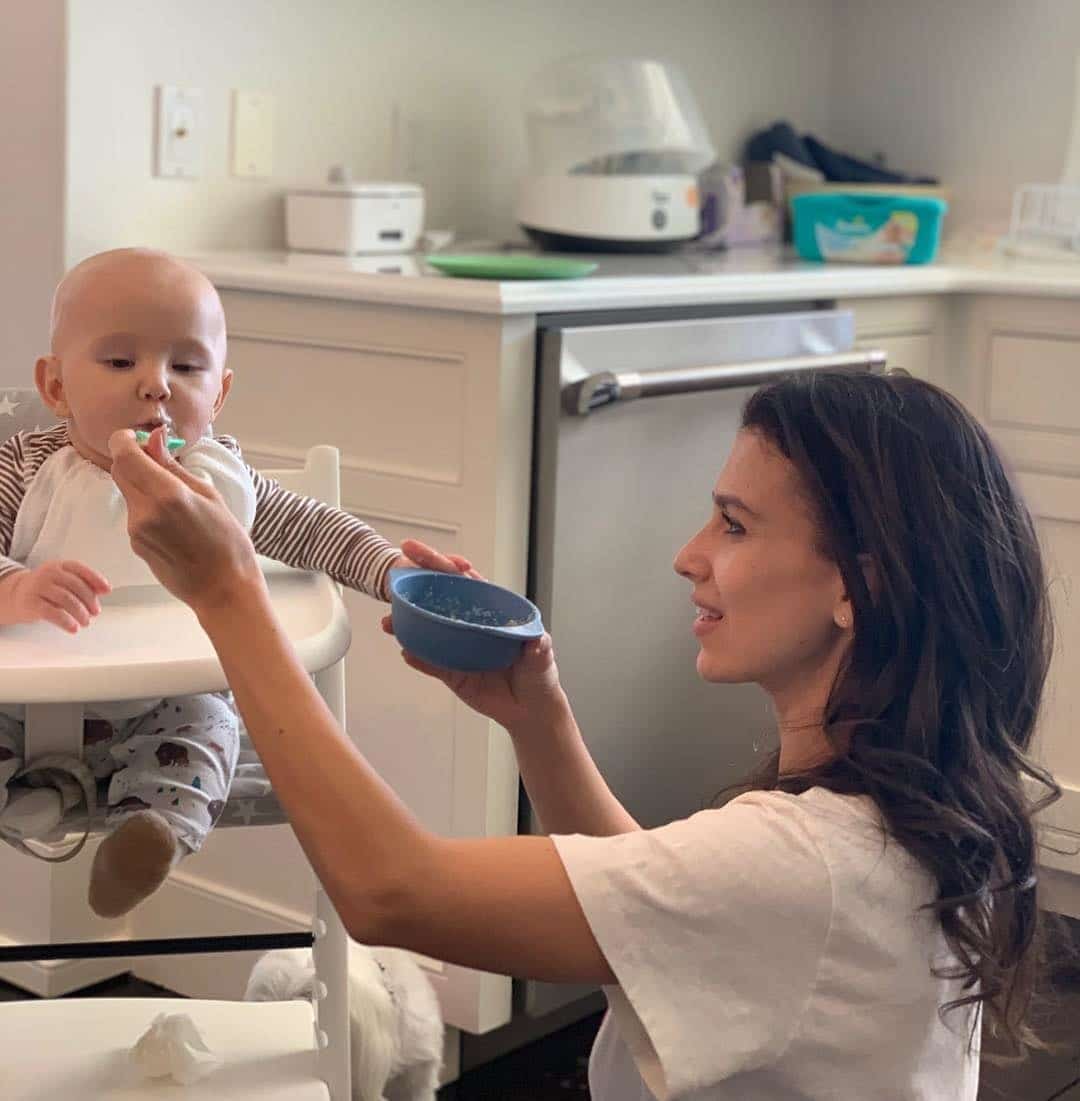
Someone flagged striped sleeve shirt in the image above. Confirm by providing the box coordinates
[0,427,401,601]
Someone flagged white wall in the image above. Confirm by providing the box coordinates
[830,0,1080,234]
[0,1,66,387]
[66,0,836,260]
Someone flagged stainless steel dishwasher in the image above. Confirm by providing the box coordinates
[522,305,884,1018]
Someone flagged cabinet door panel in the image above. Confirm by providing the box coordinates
[217,336,466,487]
[342,521,461,837]
[989,335,1080,435]
[1017,472,1080,877]
[854,333,932,379]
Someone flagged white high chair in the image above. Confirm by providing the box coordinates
[0,392,354,1100]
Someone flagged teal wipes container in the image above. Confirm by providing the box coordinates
[791,193,947,264]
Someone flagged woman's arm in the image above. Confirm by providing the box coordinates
[202,582,616,983]
[108,429,617,984]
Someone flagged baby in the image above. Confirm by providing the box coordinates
[0,248,456,918]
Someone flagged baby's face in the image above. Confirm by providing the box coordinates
[38,252,231,470]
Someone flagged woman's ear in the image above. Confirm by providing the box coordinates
[835,554,878,630]
[34,355,71,417]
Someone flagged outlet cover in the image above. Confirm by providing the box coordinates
[231,89,274,178]
[155,86,203,179]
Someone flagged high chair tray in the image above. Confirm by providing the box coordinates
[0,560,351,705]
[3,997,330,1098]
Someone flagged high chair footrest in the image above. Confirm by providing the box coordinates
[0,930,315,963]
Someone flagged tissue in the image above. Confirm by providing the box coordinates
[130,1012,223,1084]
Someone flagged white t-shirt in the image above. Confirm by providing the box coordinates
[552,786,979,1101]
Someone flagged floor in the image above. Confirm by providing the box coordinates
[0,971,1075,1099]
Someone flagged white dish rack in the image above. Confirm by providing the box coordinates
[1002,184,1080,261]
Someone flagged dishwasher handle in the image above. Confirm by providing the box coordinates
[563,349,888,416]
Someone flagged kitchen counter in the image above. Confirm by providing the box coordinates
[188,245,1080,316]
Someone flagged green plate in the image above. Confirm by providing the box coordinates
[425,254,598,280]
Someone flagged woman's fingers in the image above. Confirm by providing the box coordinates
[523,634,554,661]
[108,428,213,501]
[108,427,261,610]
[400,649,450,682]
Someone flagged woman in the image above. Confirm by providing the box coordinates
[109,369,1060,1100]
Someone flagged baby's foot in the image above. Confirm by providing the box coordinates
[88,810,181,918]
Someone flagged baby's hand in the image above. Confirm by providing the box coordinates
[2,560,111,634]
[395,538,480,579]
[382,538,480,601]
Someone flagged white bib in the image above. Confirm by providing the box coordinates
[10,437,256,590]
[1,438,257,723]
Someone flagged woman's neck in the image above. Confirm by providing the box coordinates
[775,712,839,775]
[768,649,847,776]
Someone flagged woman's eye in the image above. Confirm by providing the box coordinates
[720,510,745,535]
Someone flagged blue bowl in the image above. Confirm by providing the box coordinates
[389,568,545,672]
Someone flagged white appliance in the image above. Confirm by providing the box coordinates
[516,56,716,252]
[286,178,424,255]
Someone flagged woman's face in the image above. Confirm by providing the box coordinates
[673,429,851,699]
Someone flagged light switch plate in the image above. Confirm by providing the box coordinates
[231,89,274,178]
[155,85,202,179]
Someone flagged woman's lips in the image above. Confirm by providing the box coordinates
[692,601,723,637]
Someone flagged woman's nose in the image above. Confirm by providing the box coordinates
[673,533,708,581]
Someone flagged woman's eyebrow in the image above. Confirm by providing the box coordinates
[713,492,761,519]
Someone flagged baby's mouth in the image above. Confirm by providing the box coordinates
[135,416,171,433]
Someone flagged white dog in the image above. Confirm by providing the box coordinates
[245,940,443,1101]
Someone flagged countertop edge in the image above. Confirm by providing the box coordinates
[192,255,1080,316]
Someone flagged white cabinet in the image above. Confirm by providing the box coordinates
[839,295,945,381]
[956,296,1080,918]
[132,291,536,1039]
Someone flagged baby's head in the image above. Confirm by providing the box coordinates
[36,248,232,470]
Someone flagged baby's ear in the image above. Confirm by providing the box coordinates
[34,355,70,416]
[211,367,233,421]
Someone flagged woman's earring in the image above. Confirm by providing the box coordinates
[837,612,850,628]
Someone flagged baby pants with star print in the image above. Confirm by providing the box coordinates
[0,692,239,854]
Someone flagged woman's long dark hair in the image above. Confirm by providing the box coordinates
[735,368,1062,1057]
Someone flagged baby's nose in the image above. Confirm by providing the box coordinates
[137,367,171,399]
